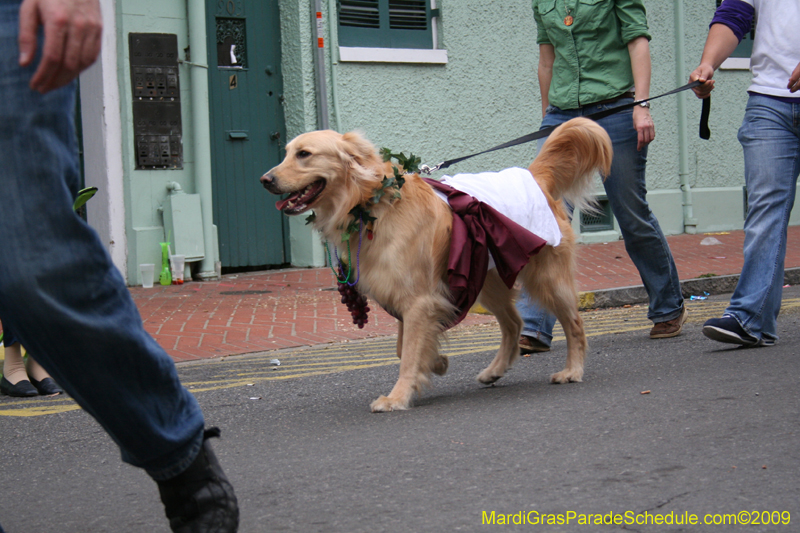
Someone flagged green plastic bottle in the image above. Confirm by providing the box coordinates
[159,242,172,285]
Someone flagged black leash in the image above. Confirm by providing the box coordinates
[419,80,710,175]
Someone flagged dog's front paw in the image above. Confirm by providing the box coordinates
[477,369,503,385]
[370,395,410,412]
[550,368,583,384]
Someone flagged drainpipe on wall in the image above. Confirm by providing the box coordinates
[187,0,220,278]
[327,0,343,132]
[313,0,330,130]
[674,0,698,234]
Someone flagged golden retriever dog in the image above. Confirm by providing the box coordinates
[261,117,612,412]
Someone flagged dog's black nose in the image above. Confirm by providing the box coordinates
[261,172,283,194]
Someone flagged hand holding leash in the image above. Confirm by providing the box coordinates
[689,64,716,99]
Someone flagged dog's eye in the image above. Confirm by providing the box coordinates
[296,150,311,159]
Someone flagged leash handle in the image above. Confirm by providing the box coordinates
[699,95,711,140]
[424,80,708,174]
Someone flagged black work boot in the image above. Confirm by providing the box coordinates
[157,428,239,533]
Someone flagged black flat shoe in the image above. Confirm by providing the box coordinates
[30,377,63,395]
[0,376,39,397]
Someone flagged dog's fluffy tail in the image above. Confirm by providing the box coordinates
[529,117,613,214]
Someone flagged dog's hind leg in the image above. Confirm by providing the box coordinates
[545,284,586,384]
[475,270,522,384]
[371,298,447,412]
[519,252,587,384]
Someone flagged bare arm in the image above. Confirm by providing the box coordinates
[689,23,740,99]
[627,36,654,151]
[18,0,102,94]
[538,44,555,117]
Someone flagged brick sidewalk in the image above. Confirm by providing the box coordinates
[131,268,423,362]
[575,228,757,291]
[123,226,800,362]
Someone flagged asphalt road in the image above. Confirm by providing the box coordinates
[1,288,799,532]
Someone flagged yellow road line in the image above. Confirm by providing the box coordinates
[4,298,799,417]
[0,404,81,417]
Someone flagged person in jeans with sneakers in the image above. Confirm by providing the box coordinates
[691,0,800,347]
[0,0,238,530]
[518,0,687,355]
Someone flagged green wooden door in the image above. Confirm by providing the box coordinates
[207,0,288,269]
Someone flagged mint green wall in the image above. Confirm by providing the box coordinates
[325,2,543,175]
[278,0,328,267]
[118,0,202,281]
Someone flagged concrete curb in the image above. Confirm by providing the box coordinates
[579,267,800,310]
[470,268,800,314]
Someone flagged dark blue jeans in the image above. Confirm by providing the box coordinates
[0,0,203,480]
[516,99,684,346]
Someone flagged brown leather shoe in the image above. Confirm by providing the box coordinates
[650,306,688,339]
[519,335,551,355]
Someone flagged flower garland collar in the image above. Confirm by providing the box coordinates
[305,148,421,243]
[307,149,421,329]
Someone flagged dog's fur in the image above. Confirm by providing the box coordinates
[261,117,612,412]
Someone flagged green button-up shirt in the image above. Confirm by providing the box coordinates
[532,0,651,110]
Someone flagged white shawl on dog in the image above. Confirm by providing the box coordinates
[433,167,562,248]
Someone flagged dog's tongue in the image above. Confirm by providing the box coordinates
[275,197,291,211]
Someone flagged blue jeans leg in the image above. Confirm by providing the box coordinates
[516,101,684,341]
[0,2,203,480]
[598,103,684,323]
[516,287,557,345]
[726,95,800,342]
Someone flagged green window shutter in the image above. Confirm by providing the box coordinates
[715,0,754,58]
[338,0,433,49]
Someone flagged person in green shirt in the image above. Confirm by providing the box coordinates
[517,0,687,354]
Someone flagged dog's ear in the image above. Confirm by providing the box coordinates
[341,131,379,167]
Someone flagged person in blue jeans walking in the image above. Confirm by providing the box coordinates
[691,0,800,347]
[0,0,238,530]
[519,0,687,355]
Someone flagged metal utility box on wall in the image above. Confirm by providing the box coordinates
[163,192,205,262]
[129,33,183,169]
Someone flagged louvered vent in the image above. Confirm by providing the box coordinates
[579,199,614,232]
[339,1,380,28]
[389,0,427,30]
